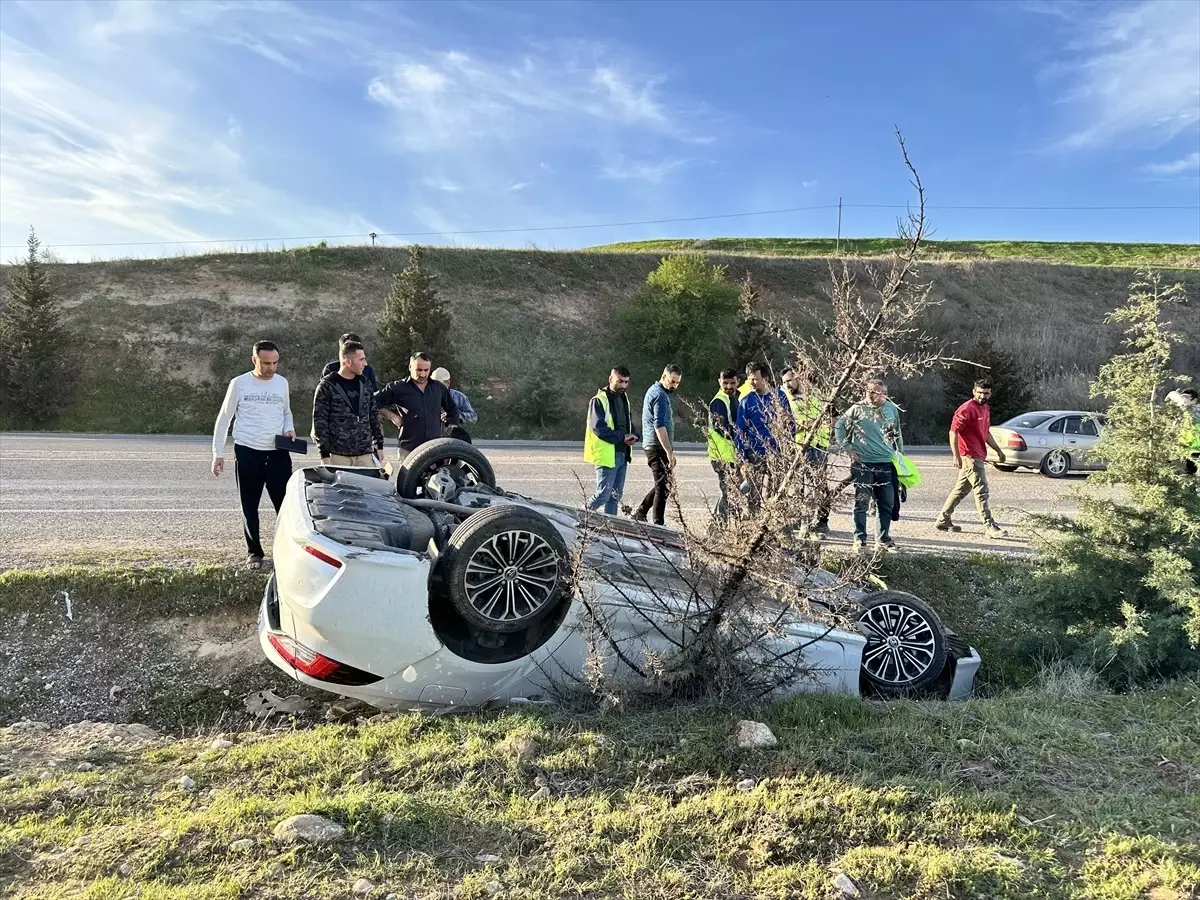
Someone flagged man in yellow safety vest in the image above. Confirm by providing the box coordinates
[583,366,640,515]
[783,366,832,534]
[1167,388,1200,476]
[707,368,741,519]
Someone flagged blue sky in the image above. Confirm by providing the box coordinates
[1,0,1197,261]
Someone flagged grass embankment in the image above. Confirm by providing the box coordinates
[3,244,1200,443]
[2,561,1199,898]
[592,238,1200,268]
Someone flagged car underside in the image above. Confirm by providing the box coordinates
[259,439,981,710]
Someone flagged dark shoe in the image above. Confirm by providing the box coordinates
[810,521,830,534]
[854,539,869,554]
[877,537,897,551]
[631,509,647,523]
[985,524,1009,538]
[934,519,961,533]
[245,554,264,571]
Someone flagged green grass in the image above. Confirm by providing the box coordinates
[590,237,1200,268]
[1,560,1198,897]
[2,680,1197,898]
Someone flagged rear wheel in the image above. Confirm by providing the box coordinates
[397,438,496,499]
[856,591,948,696]
[1040,450,1070,478]
[439,506,571,633]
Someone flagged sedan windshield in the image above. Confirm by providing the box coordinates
[1001,414,1054,429]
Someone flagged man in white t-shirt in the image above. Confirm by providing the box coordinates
[212,341,296,569]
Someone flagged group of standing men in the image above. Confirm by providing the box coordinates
[212,335,476,569]
[584,361,1017,551]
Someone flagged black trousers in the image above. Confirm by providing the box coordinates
[234,444,292,557]
[636,445,673,525]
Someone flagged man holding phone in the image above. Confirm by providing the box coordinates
[584,366,640,516]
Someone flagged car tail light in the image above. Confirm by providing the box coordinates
[1004,432,1027,451]
[304,545,342,568]
[267,633,340,678]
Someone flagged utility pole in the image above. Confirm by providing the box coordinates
[836,197,843,254]
[369,232,378,248]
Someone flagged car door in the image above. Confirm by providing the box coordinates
[1075,415,1102,469]
[1061,415,1090,465]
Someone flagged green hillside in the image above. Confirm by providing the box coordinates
[591,237,1200,268]
[2,244,1199,443]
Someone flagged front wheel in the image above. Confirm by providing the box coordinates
[856,590,948,696]
[439,506,572,633]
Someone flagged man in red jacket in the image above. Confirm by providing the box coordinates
[936,379,1009,537]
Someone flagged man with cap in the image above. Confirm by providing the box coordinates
[431,366,477,442]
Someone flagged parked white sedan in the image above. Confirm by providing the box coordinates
[258,440,980,711]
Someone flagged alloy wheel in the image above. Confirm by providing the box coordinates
[858,602,939,685]
[462,529,561,625]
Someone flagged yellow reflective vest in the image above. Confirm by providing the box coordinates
[584,391,617,468]
[789,393,830,449]
[707,391,737,462]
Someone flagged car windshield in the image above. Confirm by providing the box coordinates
[1002,414,1054,429]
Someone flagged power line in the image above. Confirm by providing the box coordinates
[2,202,1197,250]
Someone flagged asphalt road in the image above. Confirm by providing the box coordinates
[0,434,1083,567]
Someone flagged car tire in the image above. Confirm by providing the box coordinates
[992,464,1019,473]
[1039,450,1070,478]
[439,505,572,634]
[856,590,948,697]
[397,438,497,499]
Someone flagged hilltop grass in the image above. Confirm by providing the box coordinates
[2,679,1197,899]
[590,237,1200,268]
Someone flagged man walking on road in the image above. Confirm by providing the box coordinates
[634,364,683,526]
[212,340,296,570]
[373,352,460,466]
[707,368,740,520]
[313,340,384,468]
[584,366,640,516]
[936,379,1008,537]
[834,378,904,552]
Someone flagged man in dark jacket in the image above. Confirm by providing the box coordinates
[373,351,460,463]
[313,341,384,467]
[322,332,378,389]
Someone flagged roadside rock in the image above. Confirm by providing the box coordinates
[210,739,233,751]
[273,814,346,844]
[736,778,757,792]
[229,838,254,852]
[352,877,375,895]
[833,873,861,897]
[178,775,195,790]
[730,720,778,749]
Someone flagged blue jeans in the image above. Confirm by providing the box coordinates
[588,454,629,515]
[852,460,894,543]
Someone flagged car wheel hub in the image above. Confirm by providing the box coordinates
[463,530,560,624]
[859,602,938,685]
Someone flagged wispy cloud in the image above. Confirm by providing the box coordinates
[1142,151,1200,176]
[599,157,693,184]
[422,177,464,193]
[1047,0,1200,150]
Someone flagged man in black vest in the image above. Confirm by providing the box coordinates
[374,351,460,464]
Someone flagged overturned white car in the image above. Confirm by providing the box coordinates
[259,439,980,710]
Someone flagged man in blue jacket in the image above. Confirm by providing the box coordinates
[583,366,640,515]
[736,362,794,512]
[633,364,683,525]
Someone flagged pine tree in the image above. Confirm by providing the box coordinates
[0,228,73,424]
[374,245,456,383]
[942,339,1034,426]
[1034,271,1200,684]
[729,274,781,374]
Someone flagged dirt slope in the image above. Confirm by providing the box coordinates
[3,246,1199,442]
